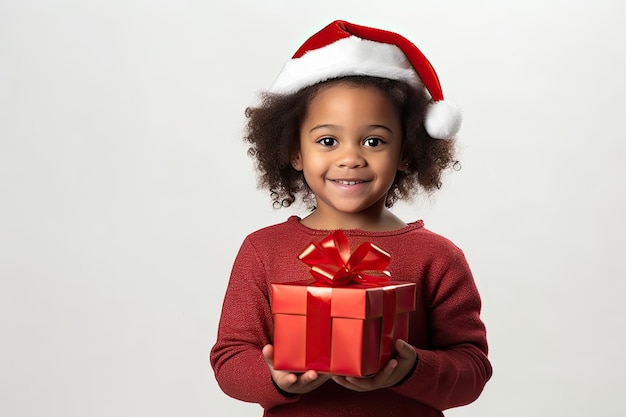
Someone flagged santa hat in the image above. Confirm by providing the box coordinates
[269,20,462,140]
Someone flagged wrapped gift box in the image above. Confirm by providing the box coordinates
[271,279,416,376]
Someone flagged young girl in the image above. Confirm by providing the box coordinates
[210,20,492,417]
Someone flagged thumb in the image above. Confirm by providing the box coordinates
[395,339,415,359]
[262,344,275,367]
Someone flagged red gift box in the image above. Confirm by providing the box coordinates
[271,231,416,377]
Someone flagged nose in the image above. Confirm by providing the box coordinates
[336,143,366,168]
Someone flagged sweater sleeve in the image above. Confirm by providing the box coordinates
[209,237,300,410]
[390,250,492,410]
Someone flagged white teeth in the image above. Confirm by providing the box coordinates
[335,180,363,185]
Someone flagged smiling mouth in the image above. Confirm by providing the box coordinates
[331,179,367,185]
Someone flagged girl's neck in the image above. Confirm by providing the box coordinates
[300,208,407,232]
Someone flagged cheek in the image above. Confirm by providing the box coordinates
[302,160,324,179]
[301,151,326,170]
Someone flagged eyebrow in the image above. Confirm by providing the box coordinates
[308,124,394,134]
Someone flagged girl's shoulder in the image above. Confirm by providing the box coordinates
[244,216,307,241]
[242,216,314,253]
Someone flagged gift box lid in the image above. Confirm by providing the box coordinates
[271,280,415,319]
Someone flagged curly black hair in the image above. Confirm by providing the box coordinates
[244,76,458,209]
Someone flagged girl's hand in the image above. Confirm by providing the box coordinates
[331,339,417,392]
[263,344,332,394]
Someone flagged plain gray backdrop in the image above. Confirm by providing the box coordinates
[2,1,625,416]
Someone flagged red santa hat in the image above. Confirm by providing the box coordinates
[269,20,462,140]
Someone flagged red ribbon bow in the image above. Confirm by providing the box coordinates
[298,230,391,286]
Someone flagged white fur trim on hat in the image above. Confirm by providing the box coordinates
[269,36,422,94]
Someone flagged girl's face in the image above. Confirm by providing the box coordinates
[293,83,406,224]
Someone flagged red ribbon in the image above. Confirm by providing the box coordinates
[298,230,391,286]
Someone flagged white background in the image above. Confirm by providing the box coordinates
[1,1,625,416]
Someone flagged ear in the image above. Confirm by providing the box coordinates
[397,156,410,172]
[291,151,303,171]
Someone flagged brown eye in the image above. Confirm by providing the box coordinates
[364,137,384,147]
[317,137,338,147]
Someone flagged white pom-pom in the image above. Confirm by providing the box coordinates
[424,100,462,139]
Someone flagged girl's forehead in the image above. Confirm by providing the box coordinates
[307,82,393,108]
[302,83,401,131]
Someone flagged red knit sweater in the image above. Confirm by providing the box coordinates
[210,216,492,416]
